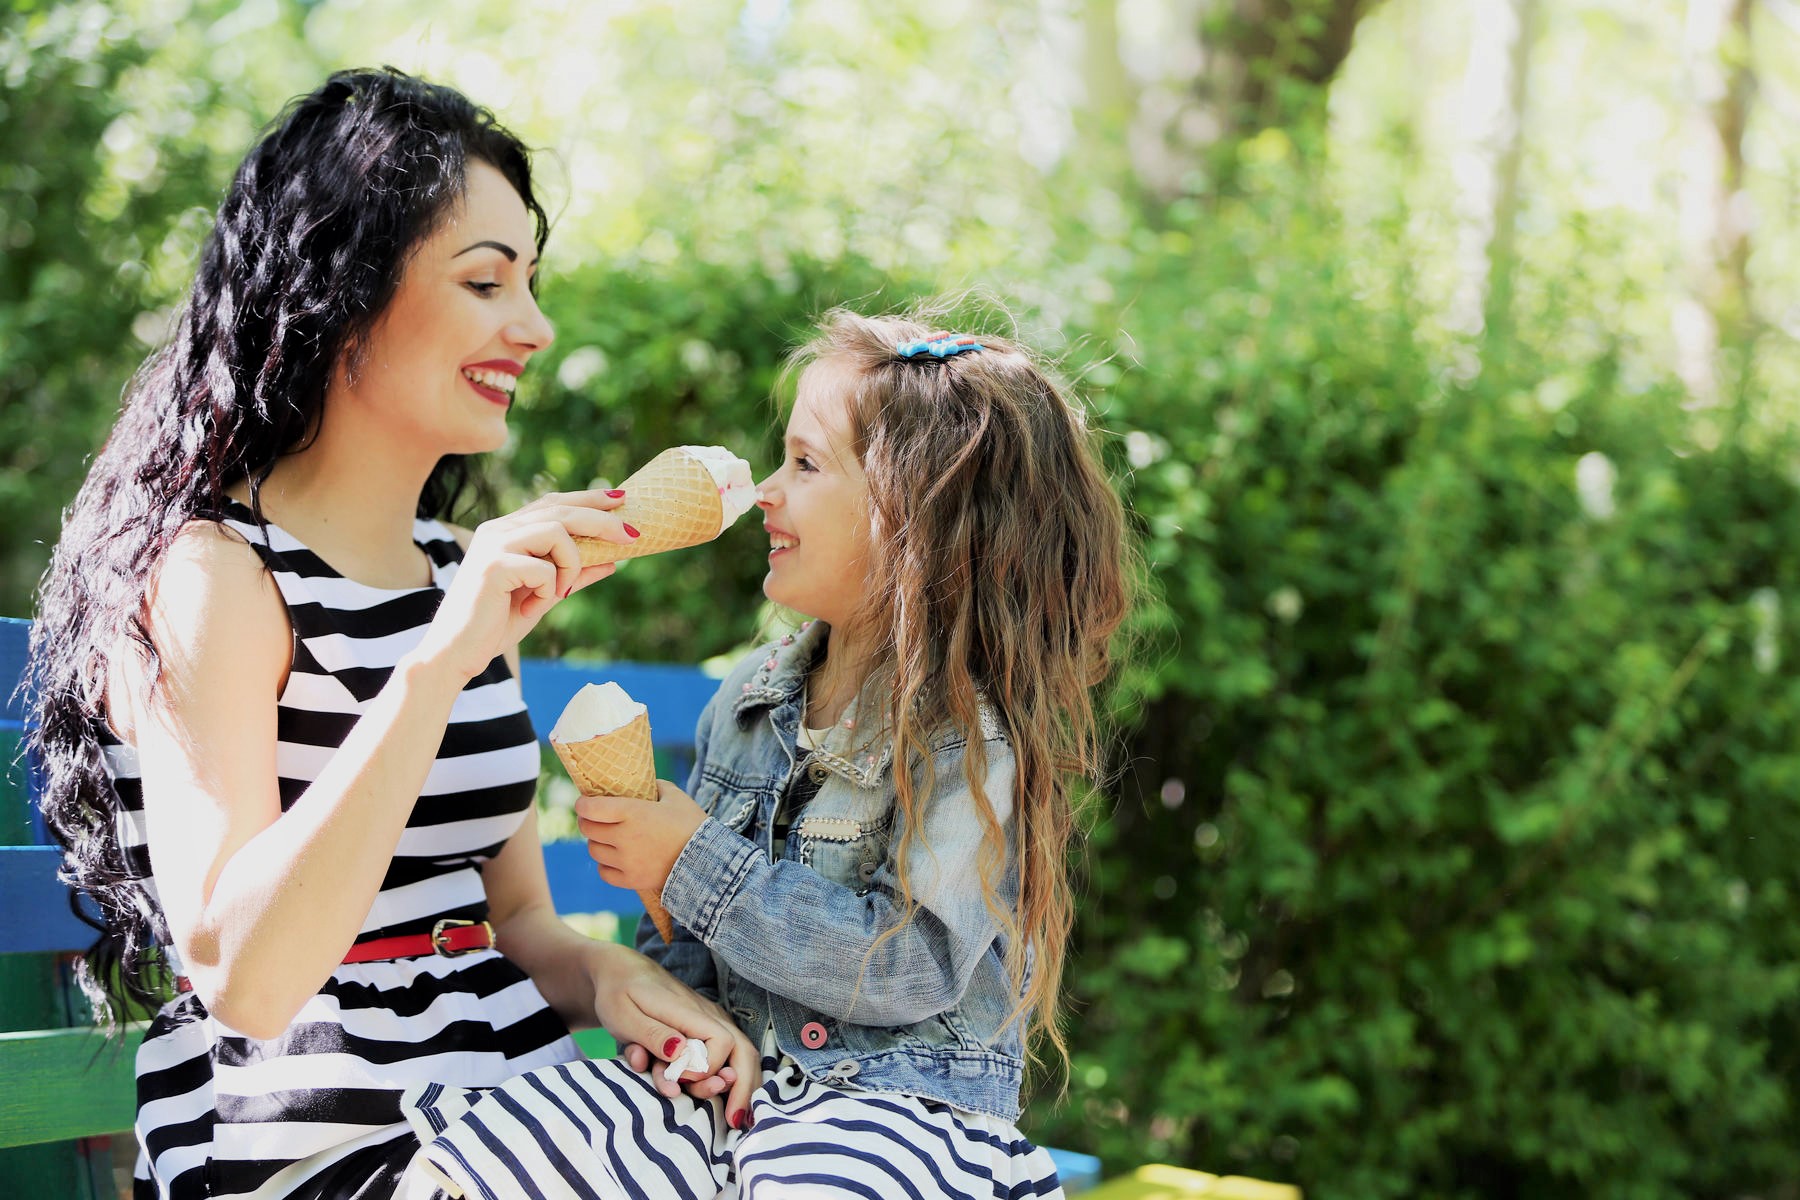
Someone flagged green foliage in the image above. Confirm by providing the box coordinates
[0,0,322,611]
[1027,163,1800,1197]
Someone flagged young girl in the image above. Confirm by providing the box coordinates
[409,309,1133,1198]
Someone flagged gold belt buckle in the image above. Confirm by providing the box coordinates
[431,918,495,957]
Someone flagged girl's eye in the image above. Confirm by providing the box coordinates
[794,456,816,472]
[466,281,501,297]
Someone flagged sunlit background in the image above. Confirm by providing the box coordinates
[6,1,1800,1196]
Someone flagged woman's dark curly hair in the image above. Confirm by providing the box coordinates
[26,67,548,1021]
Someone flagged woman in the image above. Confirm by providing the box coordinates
[28,68,756,1198]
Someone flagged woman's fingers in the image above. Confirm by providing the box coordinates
[724,1032,760,1124]
[521,488,628,513]
[569,563,616,595]
[491,552,558,611]
[512,504,637,547]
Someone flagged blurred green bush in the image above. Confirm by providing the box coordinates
[1025,168,1800,1198]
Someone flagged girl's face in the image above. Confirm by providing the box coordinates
[336,160,553,455]
[756,358,876,628]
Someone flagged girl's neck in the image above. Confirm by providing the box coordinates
[806,625,873,730]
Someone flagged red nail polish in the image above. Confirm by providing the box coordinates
[606,489,625,498]
[663,1036,683,1058]
[729,1109,746,1131]
[623,523,641,538]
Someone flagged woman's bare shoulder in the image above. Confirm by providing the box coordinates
[143,519,289,677]
[108,518,289,741]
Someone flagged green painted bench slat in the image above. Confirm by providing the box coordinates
[0,1026,144,1149]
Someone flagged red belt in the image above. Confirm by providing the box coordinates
[175,918,496,993]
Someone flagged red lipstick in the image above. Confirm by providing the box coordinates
[462,360,523,407]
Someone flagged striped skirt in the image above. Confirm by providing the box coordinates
[403,1032,1066,1200]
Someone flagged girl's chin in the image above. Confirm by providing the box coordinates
[760,579,827,625]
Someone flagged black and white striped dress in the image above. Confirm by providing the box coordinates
[407,1025,1068,1200]
[108,500,579,1199]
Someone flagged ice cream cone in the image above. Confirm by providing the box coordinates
[552,701,677,942]
[575,446,755,566]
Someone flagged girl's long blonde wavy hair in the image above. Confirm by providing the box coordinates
[788,306,1134,1079]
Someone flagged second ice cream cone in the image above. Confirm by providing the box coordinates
[552,702,677,942]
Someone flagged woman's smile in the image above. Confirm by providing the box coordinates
[461,360,522,407]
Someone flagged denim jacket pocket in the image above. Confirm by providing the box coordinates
[694,766,760,835]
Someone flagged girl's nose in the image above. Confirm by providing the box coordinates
[754,474,779,508]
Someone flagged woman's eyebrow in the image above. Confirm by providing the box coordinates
[453,239,518,261]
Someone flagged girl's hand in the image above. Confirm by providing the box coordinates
[577,782,707,894]
[595,951,760,1127]
[413,489,635,681]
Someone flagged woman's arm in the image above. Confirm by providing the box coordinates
[122,524,469,1038]
[122,495,628,1039]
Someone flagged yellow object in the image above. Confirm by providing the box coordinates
[575,447,731,565]
[552,707,674,941]
[1083,1164,1302,1200]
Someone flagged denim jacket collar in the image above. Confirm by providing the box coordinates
[732,620,895,790]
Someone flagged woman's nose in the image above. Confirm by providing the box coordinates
[509,297,555,352]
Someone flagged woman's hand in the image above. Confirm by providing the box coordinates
[577,781,708,894]
[414,489,635,681]
[595,949,761,1128]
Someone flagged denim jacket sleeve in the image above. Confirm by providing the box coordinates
[660,734,1017,1027]
[633,691,721,1003]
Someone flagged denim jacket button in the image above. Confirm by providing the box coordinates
[858,860,878,881]
[800,1021,829,1049]
[807,761,829,786]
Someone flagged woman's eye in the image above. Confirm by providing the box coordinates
[466,281,501,297]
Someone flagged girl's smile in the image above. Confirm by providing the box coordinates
[765,522,799,558]
[754,358,874,628]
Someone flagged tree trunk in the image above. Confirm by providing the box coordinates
[1675,0,1757,405]
[1447,0,1541,354]
[1109,0,1375,201]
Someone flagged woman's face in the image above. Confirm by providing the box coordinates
[755,357,876,629]
[337,160,553,455]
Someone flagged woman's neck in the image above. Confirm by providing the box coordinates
[229,412,440,589]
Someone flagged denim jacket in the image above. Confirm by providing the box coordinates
[637,620,1029,1120]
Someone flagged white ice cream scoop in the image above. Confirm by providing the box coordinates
[678,445,759,536]
[549,681,646,742]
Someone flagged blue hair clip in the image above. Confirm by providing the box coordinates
[896,335,985,360]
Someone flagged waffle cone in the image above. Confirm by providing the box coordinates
[575,448,727,566]
[553,711,675,942]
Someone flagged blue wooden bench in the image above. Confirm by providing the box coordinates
[0,616,1102,1193]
